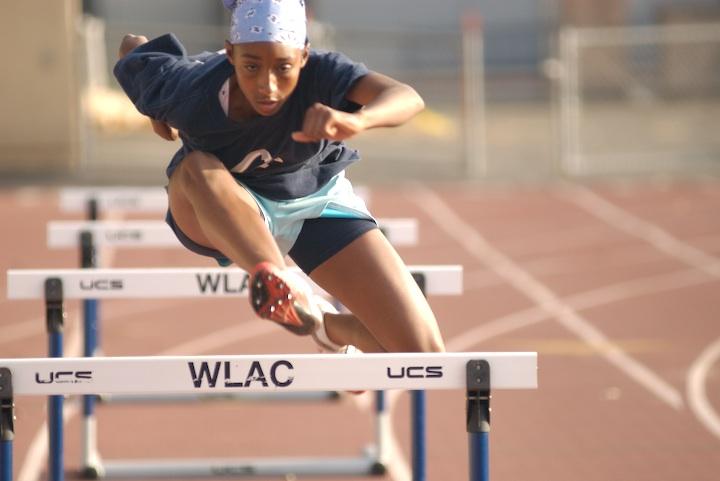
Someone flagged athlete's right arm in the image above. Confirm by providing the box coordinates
[116,34,179,141]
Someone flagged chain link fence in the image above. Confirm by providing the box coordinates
[556,22,720,176]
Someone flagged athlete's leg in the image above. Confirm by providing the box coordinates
[318,312,385,352]
[168,150,285,271]
[170,151,329,335]
[309,229,445,353]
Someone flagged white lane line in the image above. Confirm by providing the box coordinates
[0,299,201,346]
[157,320,277,355]
[492,224,618,257]
[411,185,684,410]
[687,337,720,441]
[449,268,711,351]
[559,184,720,277]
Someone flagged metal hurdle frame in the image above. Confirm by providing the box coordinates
[7,266,462,480]
[0,352,538,481]
[48,220,422,477]
[53,188,418,477]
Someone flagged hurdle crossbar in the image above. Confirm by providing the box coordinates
[59,185,371,213]
[59,187,168,213]
[47,218,419,248]
[2,352,536,395]
[6,266,462,299]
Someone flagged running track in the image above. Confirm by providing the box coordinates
[1,178,719,481]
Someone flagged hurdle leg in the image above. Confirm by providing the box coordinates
[45,279,66,481]
[411,390,427,481]
[79,231,102,478]
[372,391,389,474]
[466,360,491,481]
[1,368,14,481]
[410,272,429,481]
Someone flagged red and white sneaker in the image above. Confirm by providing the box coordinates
[250,262,323,336]
[250,262,360,358]
[310,295,346,352]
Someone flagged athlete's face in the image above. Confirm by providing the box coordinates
[226,41,309,117]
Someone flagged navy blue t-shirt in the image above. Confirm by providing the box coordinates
[113,33,369,200]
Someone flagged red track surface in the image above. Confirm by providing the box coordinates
[2,178,720,481]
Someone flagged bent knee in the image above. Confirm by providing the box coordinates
[417,334,446,353]
[172,151,227,190]
[394,325,445,353]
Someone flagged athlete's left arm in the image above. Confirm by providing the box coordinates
[345,72,425,130]
[292,72,424,143]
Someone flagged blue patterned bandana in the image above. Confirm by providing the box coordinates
[223,0,307,49]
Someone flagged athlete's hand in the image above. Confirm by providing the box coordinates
[118,34,149,59]
[292,103,366,143]
[150,119,178,141]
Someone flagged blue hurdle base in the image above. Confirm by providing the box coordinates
[1,440,12,481]
[1,367,15,481]
[469,432,489,481]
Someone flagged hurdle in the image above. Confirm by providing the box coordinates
[51,188,434,479]
[0,352,537,481]
[7,266,463,480]
[47,218,419,249]
[59,185,371,215]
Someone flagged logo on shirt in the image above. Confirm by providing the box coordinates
[231,149,283,174]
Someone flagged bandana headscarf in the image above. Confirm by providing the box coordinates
[223,0,307,49]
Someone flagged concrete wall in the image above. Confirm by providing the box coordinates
[0,0,82,174]
[84,0,226,25]
[311,0,557,70]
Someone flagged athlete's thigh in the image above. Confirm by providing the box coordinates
[167,174,215,249]
[167,153,262,250]
[309,229,444,352]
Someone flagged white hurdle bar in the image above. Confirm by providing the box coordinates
[7,266,462,300]
[48,218,419,248]
[59,185,371,214]
[3,353,537,394]
[0,353,537,481]
[59,187,168,214]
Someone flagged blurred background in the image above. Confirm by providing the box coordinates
[2,3,720,481]
[0,0,719,184]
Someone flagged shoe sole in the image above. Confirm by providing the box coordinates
[250,267,317,336]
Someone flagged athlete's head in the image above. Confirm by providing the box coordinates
[223,0,309,116]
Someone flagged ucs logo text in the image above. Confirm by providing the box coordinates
[79,279,123,290]
[35,371,93,384]
[188,360,294,388]
[386,366,443,379]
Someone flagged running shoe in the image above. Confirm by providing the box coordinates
[249,262,323,336]
[310,295,345,352]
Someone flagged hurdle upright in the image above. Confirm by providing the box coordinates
[0,352,537,481]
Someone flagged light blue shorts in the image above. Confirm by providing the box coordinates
[166,171,376,270]
[246,171,374,255]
